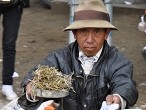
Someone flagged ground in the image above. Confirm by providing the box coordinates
[0,0,146,109]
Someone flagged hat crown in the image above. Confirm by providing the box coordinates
[63,0,118,31]
[76,0,108,13]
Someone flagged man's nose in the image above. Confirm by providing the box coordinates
[86,32,94,43]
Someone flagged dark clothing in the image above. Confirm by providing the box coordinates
[22,41,138,110]
[0,0,29,85]
[0,5,23,85]
[0,0,30,8]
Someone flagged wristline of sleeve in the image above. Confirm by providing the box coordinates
[113,94,127,109]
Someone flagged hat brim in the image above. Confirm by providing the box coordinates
[63,20,118,31]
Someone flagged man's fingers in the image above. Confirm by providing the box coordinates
[113,95,121,104]
[106,95,121,104]
[26,82,32,94]
[106,95,114,104]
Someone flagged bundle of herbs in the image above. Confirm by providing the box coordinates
[31,66,73,98]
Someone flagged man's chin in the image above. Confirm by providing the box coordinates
[84,52,95,57]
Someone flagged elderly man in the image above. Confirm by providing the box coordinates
[19,0,138,110]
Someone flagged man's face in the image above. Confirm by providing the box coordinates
[74,28,109,57]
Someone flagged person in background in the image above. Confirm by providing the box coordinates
[0,0,30,100]
[20,0,138,109]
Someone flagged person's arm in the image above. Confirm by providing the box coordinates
[108,53,138,108]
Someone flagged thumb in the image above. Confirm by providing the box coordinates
[106,94,114,105]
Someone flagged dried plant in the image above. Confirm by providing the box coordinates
[31,65,72,91]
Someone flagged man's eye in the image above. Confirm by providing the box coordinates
[95,29,100,33]
[81,29,87,33]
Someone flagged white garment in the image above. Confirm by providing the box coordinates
[78,47,103,74]
[100,101,119,110]
[80,56,96,74]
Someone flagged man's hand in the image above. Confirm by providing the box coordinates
[26,82,32,95]
[106,94,121,105]
[25,82,39,102]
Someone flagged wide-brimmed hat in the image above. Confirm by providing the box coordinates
[64,0,118,31]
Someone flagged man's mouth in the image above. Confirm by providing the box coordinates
[85,47,95,50]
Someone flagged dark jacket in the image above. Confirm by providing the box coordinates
[0,0,30,8]
[21,40,138,110]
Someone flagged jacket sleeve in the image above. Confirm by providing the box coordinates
[109,54,138,107]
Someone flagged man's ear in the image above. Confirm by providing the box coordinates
[105,29,110,39]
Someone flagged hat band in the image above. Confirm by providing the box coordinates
[74,10,110,22]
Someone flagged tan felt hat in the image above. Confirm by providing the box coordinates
[64,0,118,31]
